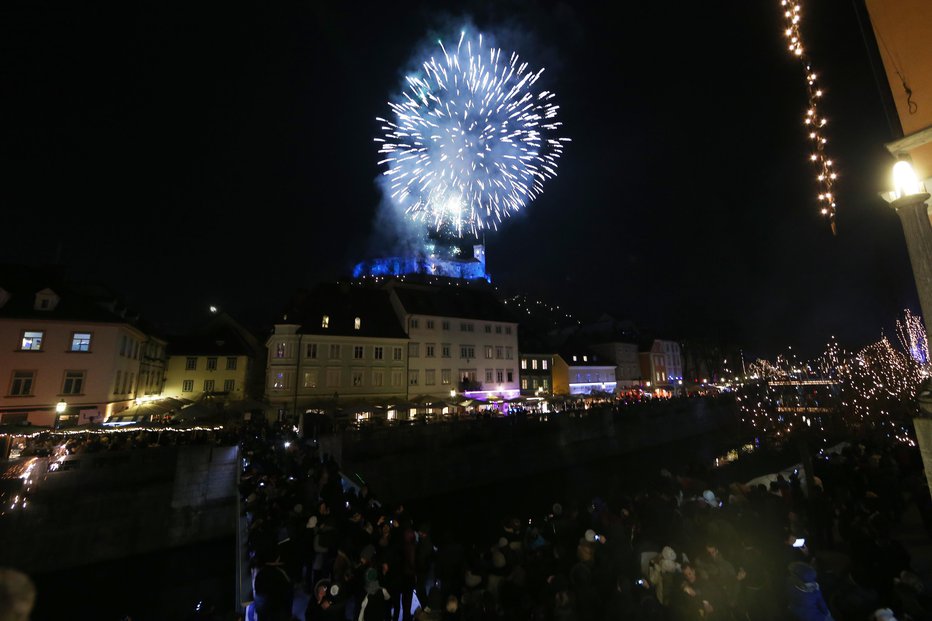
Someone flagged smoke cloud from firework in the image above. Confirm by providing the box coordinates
[374,26,568,239]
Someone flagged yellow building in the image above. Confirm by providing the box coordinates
[163,311,264,403]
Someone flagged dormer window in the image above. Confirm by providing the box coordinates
[322,315,330,328]
[354,317,361,330]
[583,355,588,362]
[34,288,60,311]
[572,355,577,362]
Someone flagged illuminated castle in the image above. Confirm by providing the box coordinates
[352,243,490,282]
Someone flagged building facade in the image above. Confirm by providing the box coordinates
[163,310,265,403]
[266,284,409,416]
[519,353,556,396]
[388,282,519,400]
[0,267,160,426]
[588,341,641,389]
[562,351,617,395]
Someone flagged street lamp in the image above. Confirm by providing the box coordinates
[55,399,66,414]
[887,158,932,496]
[885,157,932,340]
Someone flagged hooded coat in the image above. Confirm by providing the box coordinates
[786,562,834,621]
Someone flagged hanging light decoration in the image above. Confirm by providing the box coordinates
[780,0,839,234]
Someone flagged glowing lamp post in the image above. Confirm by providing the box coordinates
[886,159,932,341]
[888,159,932,493]
[54,399,67,429]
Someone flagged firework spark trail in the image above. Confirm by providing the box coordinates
[376,30,568,237]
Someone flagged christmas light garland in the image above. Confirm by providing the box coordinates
[780,0,839,233]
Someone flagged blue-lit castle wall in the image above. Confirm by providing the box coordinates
[353,244,490,282]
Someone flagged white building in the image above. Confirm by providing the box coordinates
[562,351,617,395]
[387,282,520,400]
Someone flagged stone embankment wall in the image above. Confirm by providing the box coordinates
[335,396,738,502]
[0,445,238,574]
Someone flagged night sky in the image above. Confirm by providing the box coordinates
[2,0,917,359]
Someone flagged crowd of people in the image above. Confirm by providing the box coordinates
[238,415,932,621]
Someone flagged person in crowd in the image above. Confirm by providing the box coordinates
[786,562,833,621]
[0,567,35,621]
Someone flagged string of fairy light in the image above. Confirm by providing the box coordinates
[735,311,927,445]
[780,0,839,233]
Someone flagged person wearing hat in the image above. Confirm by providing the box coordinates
[786,562,833,621]
[358,567,391,621]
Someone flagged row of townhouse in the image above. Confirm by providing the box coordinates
[264,281,522,416]
[518,340,684,398]
[264,279,688,417]
[0,264,688,430]
[0,266,263,428]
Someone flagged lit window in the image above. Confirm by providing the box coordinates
[304,370,318,388]
[70,333,92,352]
[521,359,527,370]
[441,369,451,385]
[521,378,528,389]
[354,317,361,330]
[583,355,588,362]
[352,370,364,387]
[531,360,538,370]
[322,315,330,328]
[542,359,548,370]
[21,331,43,351]
[573,356,577,362]
[275,342,287,358]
